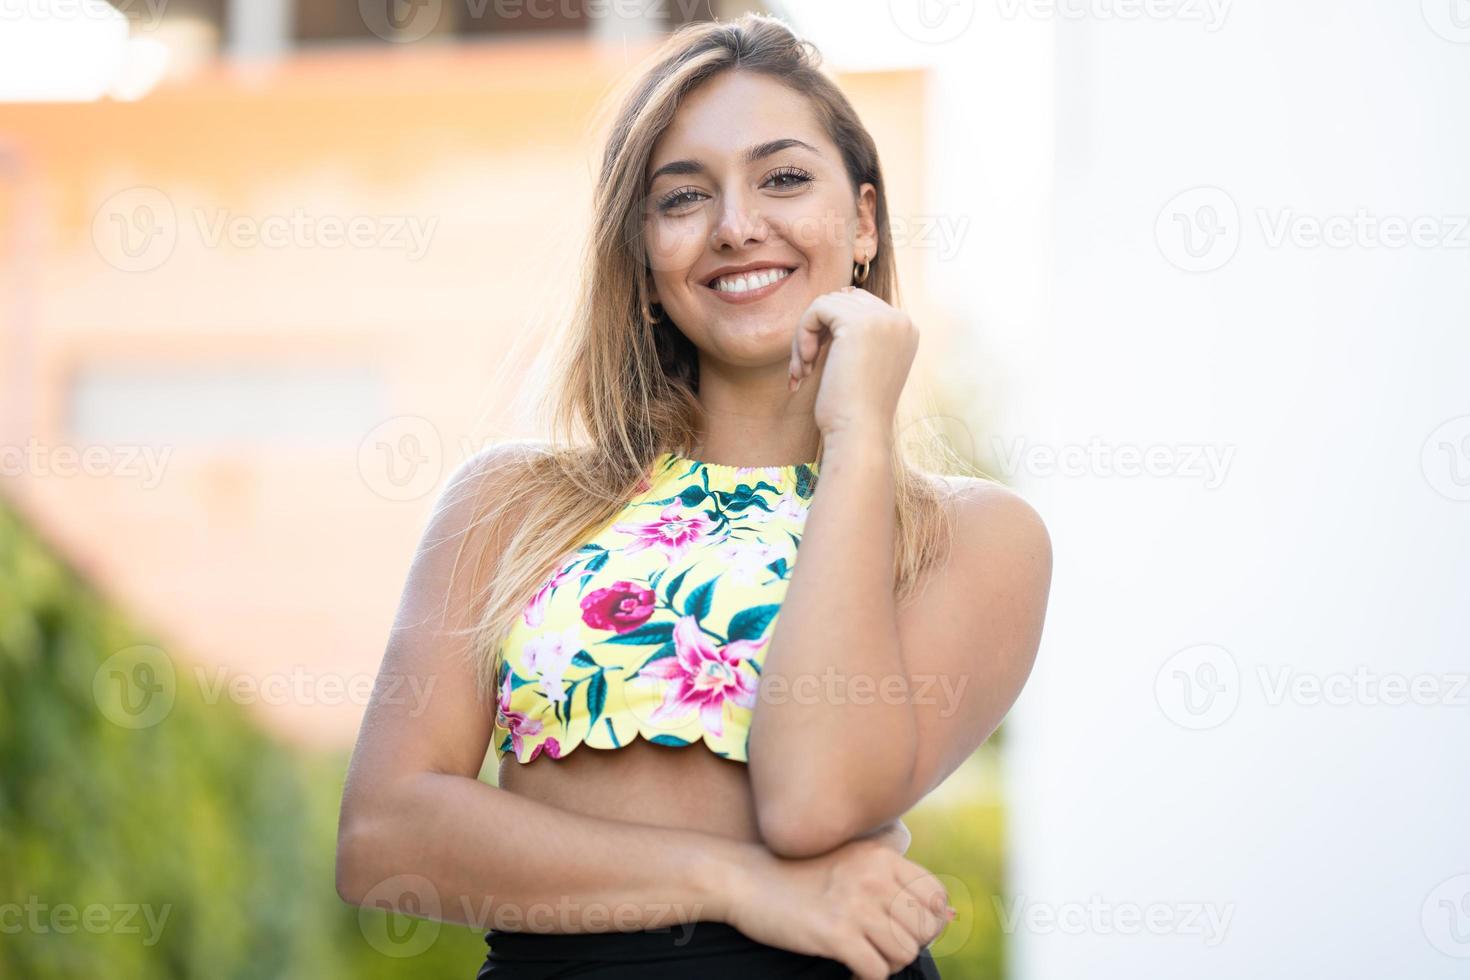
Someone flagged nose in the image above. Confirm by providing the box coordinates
[709,188,768,251]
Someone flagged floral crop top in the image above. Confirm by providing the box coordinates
[491,450,821,765]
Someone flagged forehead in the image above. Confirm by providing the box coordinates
[646,72,828,179]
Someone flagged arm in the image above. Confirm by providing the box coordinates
[749,429,1052,857]
[335,443,759,933]
[747,430,913,855]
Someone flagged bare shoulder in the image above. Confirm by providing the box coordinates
[933,473,1052,574]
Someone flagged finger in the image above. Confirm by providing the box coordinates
[861,906,922,976]
[793,294,834,373]
[888,881,948,949]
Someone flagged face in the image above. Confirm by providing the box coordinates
[641,71,877,367]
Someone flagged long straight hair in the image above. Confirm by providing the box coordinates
[451,12,968,703]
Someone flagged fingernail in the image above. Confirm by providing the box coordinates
[946,906,957,919]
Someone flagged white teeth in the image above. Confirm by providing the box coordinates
[712,267,791,293]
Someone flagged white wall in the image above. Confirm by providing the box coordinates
[789,1,1467,973]
[1004,1,1470,977]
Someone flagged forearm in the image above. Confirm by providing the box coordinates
[748,428,919,849]
[337,770,756,933]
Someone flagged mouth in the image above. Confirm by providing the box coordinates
[702,265,798,305]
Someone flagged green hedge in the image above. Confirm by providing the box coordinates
[0,504,486,978]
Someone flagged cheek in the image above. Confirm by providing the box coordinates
[644,218,707,280]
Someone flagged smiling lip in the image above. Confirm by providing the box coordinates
[703,267,797,305]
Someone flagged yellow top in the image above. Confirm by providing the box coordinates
[491,450,821,764]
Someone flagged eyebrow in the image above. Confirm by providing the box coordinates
[648,138,821,184]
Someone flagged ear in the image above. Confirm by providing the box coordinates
[854,182,879,265]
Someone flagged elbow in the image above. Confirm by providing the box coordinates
[335,811,380,907]
[756,796,856,859]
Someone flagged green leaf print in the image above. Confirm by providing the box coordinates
[727,604,780,643]
[648,734,692,747]
[684,578,716,620]
[572,650,599,668]
[586,670,607,727]
[600,621,675,645]
[663,566,690,605]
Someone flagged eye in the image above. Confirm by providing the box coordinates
[764,166,814,190]
[656,187,706,212]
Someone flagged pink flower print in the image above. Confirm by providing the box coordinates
[713,538,787,586]
[497,671,544,758]
[523,553,579,628]
[613,502,716,564]
[633,615,762,737]
[521,624,581,702]
[527,737,562,762]
[581,581,657,633]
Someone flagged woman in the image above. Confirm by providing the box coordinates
[335,13,1051,980]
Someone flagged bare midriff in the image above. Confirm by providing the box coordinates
[497,736,764,842]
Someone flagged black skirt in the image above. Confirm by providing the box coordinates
[476,919,942,979]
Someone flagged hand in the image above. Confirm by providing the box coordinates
[788,287,919,440]
[722,836,953,980]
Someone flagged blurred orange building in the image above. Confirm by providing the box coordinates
[0,21,942,748]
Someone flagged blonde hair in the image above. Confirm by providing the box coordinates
[451,12,976,703]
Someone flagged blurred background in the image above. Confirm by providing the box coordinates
[0,0,1465,977]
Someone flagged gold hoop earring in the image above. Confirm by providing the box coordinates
[852,257,871,287]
